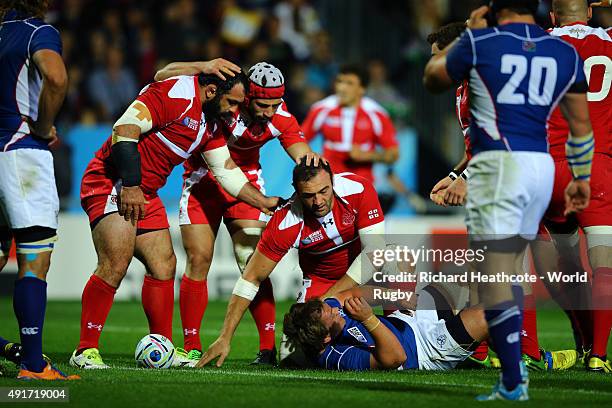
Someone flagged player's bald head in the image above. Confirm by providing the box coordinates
[551,0,590,25]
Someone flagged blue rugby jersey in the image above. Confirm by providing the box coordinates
[0,10,62,151]
[446,23,586,156]
[317,298,418,371]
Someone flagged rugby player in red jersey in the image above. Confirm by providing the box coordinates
[302,65,399,183]
[154,61,322,365]
[428,22,472,208]
[543,0,612,372]
[195,159,388,368]
[70,60,280,369]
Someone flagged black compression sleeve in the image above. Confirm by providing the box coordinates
[111,141,142,187]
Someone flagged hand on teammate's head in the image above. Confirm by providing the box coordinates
[467,5,490,29]
[299,152,327,167]
[199,58,241,81]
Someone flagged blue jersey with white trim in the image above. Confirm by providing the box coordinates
[446,23,586,156]
[0,10,62,151]
[317,298,418,371]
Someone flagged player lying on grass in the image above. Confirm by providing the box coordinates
[283,283,485,371]
[196,158,393,367]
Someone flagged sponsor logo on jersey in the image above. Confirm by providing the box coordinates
[182,116,199,130]
[568,26,587,36]
[110,194,117,205]
[347,326,368,343]
[321,218,334,229]
[301,230,324,245]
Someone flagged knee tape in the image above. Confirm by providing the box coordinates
[584,226,612,249]
[233,227,262,273]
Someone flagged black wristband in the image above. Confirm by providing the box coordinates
[448,171,459,181]
[111,141,142,187]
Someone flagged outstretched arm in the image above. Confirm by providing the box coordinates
[202,147,279,215]
[196,249,278,367]
[154,58,241,81]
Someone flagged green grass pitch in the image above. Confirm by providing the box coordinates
[0,298,611,407]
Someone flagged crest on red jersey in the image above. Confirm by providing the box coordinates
[342,212,355,226]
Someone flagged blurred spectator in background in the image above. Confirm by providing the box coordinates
[259,15,295,74]
[274,0,321,60]
[101,9,126,49]
[135,23,158,86]
[87,46,137,122]
[401,0,448,64]
[160,0,206,61]
[220,0,263,48]
[367,59,411,127]
[305,31,338,93]
[88,30,107,71]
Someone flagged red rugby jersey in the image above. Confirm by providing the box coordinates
[547,23,612,160]
[90,76,225,195]
[302,96,398,182]
[183,101,305,177]
[456,80,473,160]
[257,173,384,282]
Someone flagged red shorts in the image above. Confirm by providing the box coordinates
[543,153,612,229]
[297,275,337,302]
[178,168,267,228]
[80,159,169,231]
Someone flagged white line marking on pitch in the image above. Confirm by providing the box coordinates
[109,367,612,397]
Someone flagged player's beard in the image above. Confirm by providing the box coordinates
[203,95,234,125]
[250,116,270,137]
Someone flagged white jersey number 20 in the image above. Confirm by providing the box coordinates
[497,54,558,106]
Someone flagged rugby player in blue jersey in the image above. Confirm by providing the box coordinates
[423,0,593,400]
[0,0,78,380]
[283,284,486,371]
